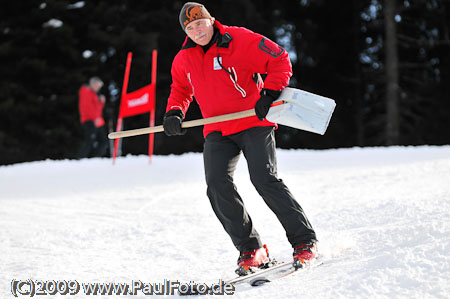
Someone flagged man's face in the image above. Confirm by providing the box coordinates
[185,18,215,46]
[90,82,103,93]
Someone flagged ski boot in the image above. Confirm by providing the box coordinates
[293,240,317,269]
[235,244,275,276]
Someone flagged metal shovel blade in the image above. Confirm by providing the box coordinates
[266,87,336,135]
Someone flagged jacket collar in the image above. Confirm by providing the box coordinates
[181,20,231,50]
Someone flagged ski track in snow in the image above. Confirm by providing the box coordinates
[1,146,449,298]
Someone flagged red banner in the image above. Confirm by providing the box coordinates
[119,84,155,118]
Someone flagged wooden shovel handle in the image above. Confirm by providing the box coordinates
[108,108,256,139]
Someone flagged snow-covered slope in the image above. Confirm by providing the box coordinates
[1,146,449,298]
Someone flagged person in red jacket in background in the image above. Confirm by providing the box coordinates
[163,2,317,274]
[77,76,108,159]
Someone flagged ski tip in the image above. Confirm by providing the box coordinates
[250,277,270,287]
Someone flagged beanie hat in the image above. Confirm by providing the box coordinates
[179,2,212,31]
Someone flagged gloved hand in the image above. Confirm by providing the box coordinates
[163,109,187,136]
[255,89,282,121]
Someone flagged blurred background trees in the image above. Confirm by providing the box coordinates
[1,0,449,165]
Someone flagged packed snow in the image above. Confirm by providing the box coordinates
[1,145,449,298]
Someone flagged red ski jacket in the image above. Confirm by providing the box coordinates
[78,85,104,126]
[167,20,292,137]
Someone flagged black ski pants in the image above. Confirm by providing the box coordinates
[203,126,316,252]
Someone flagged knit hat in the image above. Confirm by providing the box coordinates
[179,2,212,31]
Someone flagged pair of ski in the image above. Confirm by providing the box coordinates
[179,257,323,296]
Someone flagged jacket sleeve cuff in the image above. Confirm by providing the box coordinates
[261,88,282,100]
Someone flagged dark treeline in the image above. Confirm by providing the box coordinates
[1,0,449,165]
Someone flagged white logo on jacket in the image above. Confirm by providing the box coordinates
[213,57,222,70]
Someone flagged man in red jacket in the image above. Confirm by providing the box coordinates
[77,76,108,159]
[164,2,317,273]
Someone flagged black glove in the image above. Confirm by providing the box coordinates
[163,109,187,136]
[255,89,282,121]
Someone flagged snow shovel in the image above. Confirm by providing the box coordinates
[108,87,335,139]
[266,87,336,135]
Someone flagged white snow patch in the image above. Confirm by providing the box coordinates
[1,146,449,298]
[68,1,85,9]
[82,50,93,59]
[43,19,63,28]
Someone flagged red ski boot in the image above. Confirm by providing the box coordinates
[235,244,272,276]
[293,240,317,269]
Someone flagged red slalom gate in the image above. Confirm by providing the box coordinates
[113,50,157,164]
